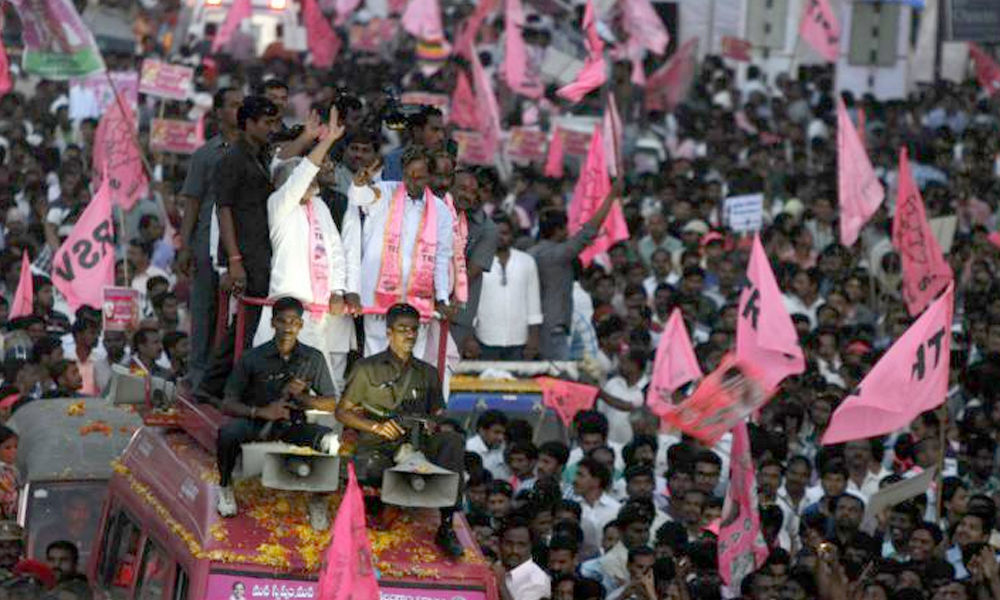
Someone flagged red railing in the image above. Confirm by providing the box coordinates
[214,291,450,383]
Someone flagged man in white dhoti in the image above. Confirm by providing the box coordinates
[349,147,454,356]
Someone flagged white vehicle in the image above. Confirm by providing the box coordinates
[178,0,308,57]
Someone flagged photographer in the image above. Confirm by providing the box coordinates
[215,297,340,528]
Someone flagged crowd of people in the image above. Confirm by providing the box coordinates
[0,0,999,599]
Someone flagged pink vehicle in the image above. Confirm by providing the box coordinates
[87,396,498,600]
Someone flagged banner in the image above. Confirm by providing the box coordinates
[506,128,548,164]
[102,287,140,332]
[537,377,599,427]
[138,59,194,101]
[150,119,202,155]
[9,0,105,79]
[452,131,494,166]
[660,355,772,445]
[52,176,115,312]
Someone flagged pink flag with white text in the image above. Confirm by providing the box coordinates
[303,0,341,68]
[92,94,148,211]
[9,251,33,319]
[837,98,883,246]
[645,38,698,112]
[557,0,607,103]
[544,128,565,178]
[823,284,953,445]
[471,50,502,162]
[316,463,379,600]
[893,147,953,317]
[52,175,115,312]
[798,0,840,62]
[736,235,805,390]
[718,420,769,587]
[503,0,543,98]
[449,70,479,130]
[647,309,702,421]
[402,0,445,41]
[568,126,629,266]
[211,0,252,52]
[602,94,624,177]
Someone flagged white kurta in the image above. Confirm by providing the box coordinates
[252,161,348,359]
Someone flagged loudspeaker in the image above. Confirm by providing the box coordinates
[107,365,176,406]
[381,449,460,508]
[261,450,341,492]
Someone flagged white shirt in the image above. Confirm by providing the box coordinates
[598,375,649,446]
[476,249,542,346]
[131,264,173,298]
[466,434,510,480]
[348,181,453,307]
[847,466,892,502]
[266,161,347,302]
[782,294,824,329]
[504,559,550,600]
[577,492,622,558]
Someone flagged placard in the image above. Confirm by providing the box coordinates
[149,119,201,154]
[452,130,494,166]
[102,287,139,332]
[724,193,764,233]
[349,18,400,53]
[506,128,548,164]
[721,36,752,62]
[861,467,936,533]
[139,59,194,101]
[68,71,139,121]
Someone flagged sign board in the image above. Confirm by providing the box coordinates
[724,193,765,233]
[452,130,494,166]
[506,128,548,164]
[68,71,138,121]
[139,59,194,101]
[149,119,201,154]
[861,467,935,533]
[946,0,1000,42]
[102,287,139,332]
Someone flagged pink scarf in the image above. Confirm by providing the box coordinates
[306,201,331,320]
[444,193,469,304]
[375,185,438,318]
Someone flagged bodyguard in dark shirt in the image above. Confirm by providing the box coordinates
[336,303,465,558]
[215,297,339,518]
[197,96,282,401]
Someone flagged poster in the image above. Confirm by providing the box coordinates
[8,0,105,79]
[379,588,487,600]
[721,36,752,62]
[506,128,548,164]
[102,287,139,332]
[139,59,194,101]
[724,193,764,233]
[69,71,139,121]
[205,574,317,600]
[452,130,494,166]
[149,119,202,154]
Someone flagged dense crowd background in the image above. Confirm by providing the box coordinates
[0,0,999,599]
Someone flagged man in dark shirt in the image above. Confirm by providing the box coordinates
[197,95,282,401]
[178,86,243,388]
[336,303,465,558]
[216,298,339,520]
[31,276,70,338]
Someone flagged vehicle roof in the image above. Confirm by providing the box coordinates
[115,427,494,584]
[9,397,143,481]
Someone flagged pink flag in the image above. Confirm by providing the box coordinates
[211,0,252,52]
[969,44,1000,96]
[568,126,629,266]
[718,421,770,587]
[448,69,479,130]
[402,0,444,41]
[52,175,115,312]
[0,37,11,97]
[544,128,565,179]
[894,147,954,317]
[646,309,702,421]
[736,234,805,390]
[622,0,669,56]
[823,284,953,445]
[454,0,498,59]
[9,251,33,319]
[471,49,502,162]
[303,0,341,68]
[557,0,607,103]
[334,0,362,25]
[93,95,149,211]
[645,38,699,113]
[316,463,379,600]
[503,0,542,98]
[798,0,840,62]
[837,97,883,246]
[537,376,599,427]
[602,94,624,177]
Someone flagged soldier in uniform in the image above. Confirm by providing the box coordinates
[336,303,465,558]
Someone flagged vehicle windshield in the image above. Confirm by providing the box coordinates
[25,481,107,567]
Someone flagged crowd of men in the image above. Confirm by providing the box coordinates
[1,0,1000,599]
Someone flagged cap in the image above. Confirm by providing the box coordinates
[681,220,709,236]
[700,231,725,247]
[0,521,23,542]
[12,560,55,589]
